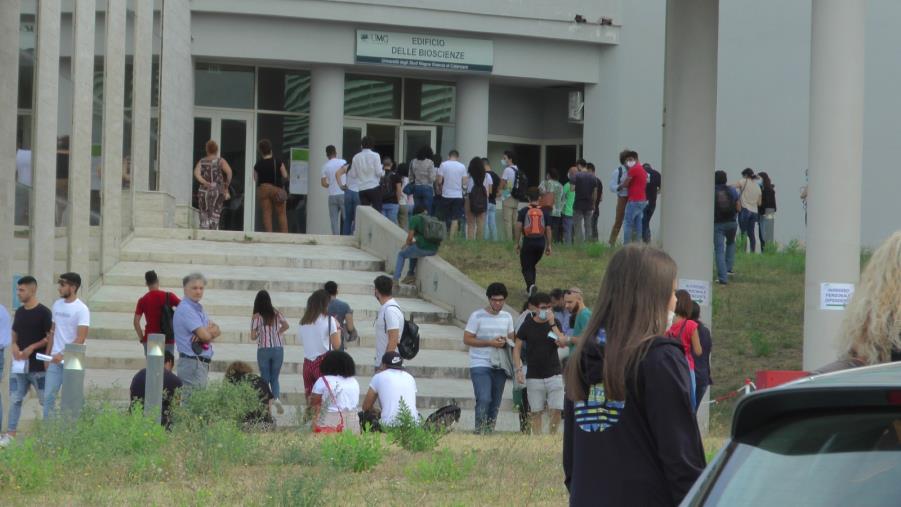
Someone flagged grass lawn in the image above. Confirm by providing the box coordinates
[439,238,807,438]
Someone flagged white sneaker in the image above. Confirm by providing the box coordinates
[0,434,12,448]
[274,398,284,415]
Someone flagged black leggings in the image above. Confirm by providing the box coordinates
[520,239,546,289]
[359,187,384,212]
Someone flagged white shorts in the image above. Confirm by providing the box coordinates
[526,374,564,412]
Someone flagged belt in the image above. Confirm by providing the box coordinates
[179,352,211,364]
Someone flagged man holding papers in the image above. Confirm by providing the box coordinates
[43,273,90,419]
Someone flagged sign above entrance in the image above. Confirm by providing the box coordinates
[355,30,493,73]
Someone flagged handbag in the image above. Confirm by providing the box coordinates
[313,376,345,434]
[273,158,288,203]
[403,181,415,196]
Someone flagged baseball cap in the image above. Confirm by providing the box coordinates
[58,272,82,289]
[381,351,404,370]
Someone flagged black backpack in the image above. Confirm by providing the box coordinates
[469,181,488,214]
[386,304,420,360]
[714,185,738,223]
[381,173,397,201]
[424,402,461,432]
[160,292,176,343]
[510,166,529,202]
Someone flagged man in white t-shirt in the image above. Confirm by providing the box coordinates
[373,276,403,368]
[498,150,521,241]
[436,150,469,238]
[463,282,514,434]
[44,272,90,419]
[319,145,347,235]
[362,351,419,428]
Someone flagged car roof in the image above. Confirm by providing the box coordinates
[731,362,901,439]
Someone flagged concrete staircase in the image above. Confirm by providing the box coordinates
[15,228,519,432]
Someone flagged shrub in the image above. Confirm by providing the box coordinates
[265,476,326,507]
[320,431,385,473]
[405,448,476,483]
[0,438,56,491]
[280,441,320,466]
[169,380,262,431]
[749,331,772,357]
[385,400,443,452]
[174,419,258,472]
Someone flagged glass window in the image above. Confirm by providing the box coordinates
[344,75,401,119]
[18,13,35,109]
[257,68,310,113]
[257,114,310,157]
[194,63,254,109]
[404,79,455,123]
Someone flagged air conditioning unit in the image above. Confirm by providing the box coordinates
[568,90,584,122]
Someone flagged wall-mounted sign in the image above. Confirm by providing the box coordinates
[678,278,710,306]
[289,148,309,195]
[820,282,854,311]
[355,30,493,72]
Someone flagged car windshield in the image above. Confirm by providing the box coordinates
[703,410,901,506]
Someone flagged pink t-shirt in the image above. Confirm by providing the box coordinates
[666,319,698,370]
[626,164,648,202]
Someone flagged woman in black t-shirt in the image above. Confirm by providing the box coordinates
[379,157,403,225]
[253,139,289,233]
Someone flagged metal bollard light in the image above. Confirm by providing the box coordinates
[144,333,165,424]
[60,342,87,420]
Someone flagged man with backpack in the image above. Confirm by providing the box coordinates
[515,189,553,296]
[393,205,442,286]
[133,270,181,355]
[499,150,527,241]
[713,170,740,285]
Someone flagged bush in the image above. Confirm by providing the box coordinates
[749,331,772,357]
[169,380,263,431]
[405,448,476,483]
[280,441,320,466]
[265,476,326,507]
[0,438,56,491]
[174,419,258,472]
[320,431,385,473]
[385,400,443,452]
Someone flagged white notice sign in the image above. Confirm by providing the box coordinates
[820,283,854,310]
[289,148,309,195]
[356,30,493,72]
[678,279,711,306]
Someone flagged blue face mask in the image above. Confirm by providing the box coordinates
[538,309,549,321]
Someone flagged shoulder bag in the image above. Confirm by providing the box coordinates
[312,376,346,434]
[273,158,288,203]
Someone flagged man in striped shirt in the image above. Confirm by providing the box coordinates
[463,282,514,434]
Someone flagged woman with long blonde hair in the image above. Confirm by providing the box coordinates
[563,245,704,506]
[816,231,901,373]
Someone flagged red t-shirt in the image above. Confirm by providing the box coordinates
[626,164,648,202]
[135,290,182,342]
[666,318,698,370]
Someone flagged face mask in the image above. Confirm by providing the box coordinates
[538,309,549,321]
[667,311,676,328]
[501,159,508,168]
[627,160,637,168]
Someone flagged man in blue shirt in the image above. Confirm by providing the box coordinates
[173,272,220,391]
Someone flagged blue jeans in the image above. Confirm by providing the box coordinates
[738,208,760,252]
[342,190,360,236]
[43,362,64,419]
[381,203,400,225]
[484,202,498,240]
[470,367,507,434]
[689,368,697,410]
[257,347,284,399]
[714,221,738,283]
[394,244,436,280]
[562,215,573,244]
[622,200,647,244]
[413,185,434,215]
[8,370,46,432]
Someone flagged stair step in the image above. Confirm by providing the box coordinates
[133,227,360,247]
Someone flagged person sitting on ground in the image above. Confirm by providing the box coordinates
[665,290,703,409]
[514,292,567,435]
[325,281,358,348]
[224,360,275,430]
[310,350,361,434]
[360,352,419,431]
[129,351,183,429]
[814,230,901,374]
[393,204,439,286]
[690,302,713,409]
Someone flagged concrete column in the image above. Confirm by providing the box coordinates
[0,2,20,308]
[308,65,345,235]
[660,0,719,434]
[802,1,865,371]
[158,0,193,205]
[68,0,96,290]
[31,0,62,304]
[144,333,165,423]
[60,342,87,420]
[455,76,489,162]
[101,0,126,273]
[131,0,153,192]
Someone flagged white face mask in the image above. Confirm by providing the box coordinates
[501,159,508,168]
[626,160,637,168]
[667,311,676,328]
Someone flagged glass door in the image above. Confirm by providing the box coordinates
[193,109,255,232]
[342,120,366,162]
[400,126,436,164]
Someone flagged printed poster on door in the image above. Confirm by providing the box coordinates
[289,148,309,195]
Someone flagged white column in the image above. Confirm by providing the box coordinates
[131,0,153,192]
[661,0,719,434]
[308,65,344,235]
[455,76,489,162]
[68,0,96,290]
[101,0,126,272]
[31,0,62,303]
[0,1,20,307]
[802,1,866,370]
[158,0,193,204]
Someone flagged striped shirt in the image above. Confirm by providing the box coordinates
[465,308,514,369]
[252,312,287,348]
